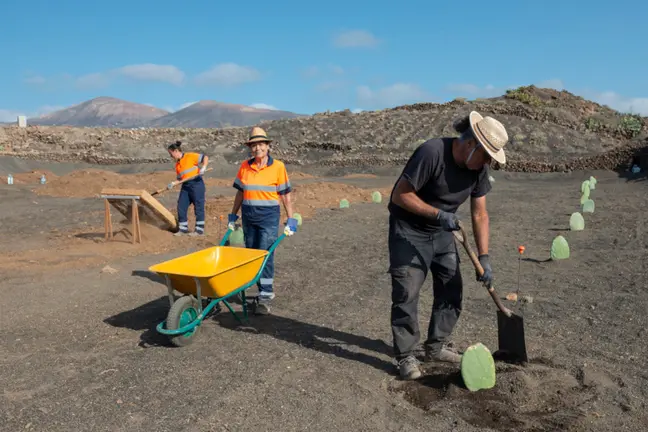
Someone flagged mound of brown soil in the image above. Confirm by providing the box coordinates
[11,169,58,185]
[174,182,392,232]
[33,170,234,198]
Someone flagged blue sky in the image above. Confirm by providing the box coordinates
[2,0,647,121]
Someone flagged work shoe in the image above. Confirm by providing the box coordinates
[255,302,271,315]
[397,356,422,380]
[188,231,204,237]
[425,345,462,363]
[174,231,189,237]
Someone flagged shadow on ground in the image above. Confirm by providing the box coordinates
[104,278,396,374]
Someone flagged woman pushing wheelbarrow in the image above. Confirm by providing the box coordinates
[228,126,298,315]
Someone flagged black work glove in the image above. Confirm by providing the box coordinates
[436,210,460,231]
[477,254,493,285]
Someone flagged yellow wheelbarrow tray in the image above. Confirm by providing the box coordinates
[149,227,287,347]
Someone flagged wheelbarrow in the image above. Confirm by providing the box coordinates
[149,227,287,347]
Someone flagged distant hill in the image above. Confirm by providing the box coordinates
[146,100,304,128]
[27,97,170,128]
[20,97,304,128]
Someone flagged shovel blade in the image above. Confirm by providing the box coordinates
[494,310,528,364]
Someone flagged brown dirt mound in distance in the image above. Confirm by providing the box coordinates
[12,169,58,185]
[289,171,317,179]
[391,361,596,432]
[175,182,392,230]
[33,169,233,198]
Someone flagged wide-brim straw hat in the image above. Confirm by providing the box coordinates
[468,111,508,164]
[245,126,273,145]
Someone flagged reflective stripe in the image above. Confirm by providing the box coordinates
[244,184,278,192]
[243,199,279,206]
[276,181,291,192]
[179,222,188,226]
[195,226,204,232]
[259,278,273,285]
[233,157,291,206]
[196,221,205,225]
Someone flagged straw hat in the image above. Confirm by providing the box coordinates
[245,126,273,145]
[468,111,509,164]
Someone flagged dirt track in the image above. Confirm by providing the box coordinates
[1,166,647,431]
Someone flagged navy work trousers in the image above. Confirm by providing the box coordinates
[177,178,206,234]
[242,210,280,301]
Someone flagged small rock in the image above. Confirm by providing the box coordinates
[101,265,118,274]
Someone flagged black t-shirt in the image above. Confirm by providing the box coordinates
[388,137,492,231]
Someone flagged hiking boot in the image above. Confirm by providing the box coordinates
[425,345,462,363]
[397,356,422,380]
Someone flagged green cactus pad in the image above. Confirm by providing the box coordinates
[371,191,382,203]
[293,213,303,226]
[589,176,597,190]
[339,199,350,209]
[581,180,590,193]
[580,191,590,205]
[229,227,245,245]
[460,343,496,392]
[551,235,570,260]
[582,199,595,213]
[569,212,585,231]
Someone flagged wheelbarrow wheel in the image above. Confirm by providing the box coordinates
[166,295,201,347]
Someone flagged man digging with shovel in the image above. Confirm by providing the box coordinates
[387,111,509,380]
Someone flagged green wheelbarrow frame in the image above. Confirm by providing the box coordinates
[153,227,287,346]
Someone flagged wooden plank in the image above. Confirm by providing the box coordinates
[100,188,177,231]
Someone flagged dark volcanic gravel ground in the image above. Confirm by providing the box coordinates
[1,169,647,432]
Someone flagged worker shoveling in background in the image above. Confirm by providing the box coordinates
[166,141,209,236]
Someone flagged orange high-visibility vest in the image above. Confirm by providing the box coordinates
[233,156,291,207]
[175,152,204,181]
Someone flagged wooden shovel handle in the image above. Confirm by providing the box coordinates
[453,221,512,317]
[151,168,213,196]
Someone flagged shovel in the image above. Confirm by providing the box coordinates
[453,221,528,364]
[150,168,213,197]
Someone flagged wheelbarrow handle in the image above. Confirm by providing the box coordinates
[218,227,288,252]
[453,221,512,317]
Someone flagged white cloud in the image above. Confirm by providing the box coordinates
[194,63,261,86]
[356,83,430,109]
[250,103,277,110]
[26,64,186,90]
[0,105,64,122]
[445,79,564,99]
[587,91,648,115]
[333,30,379,48]
[445,78,648,115]
[116,64,185,85]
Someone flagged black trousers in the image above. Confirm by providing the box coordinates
[388,214,463,361]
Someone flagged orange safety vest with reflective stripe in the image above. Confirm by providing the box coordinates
[233,156,291,207]
[175,152,204,181]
